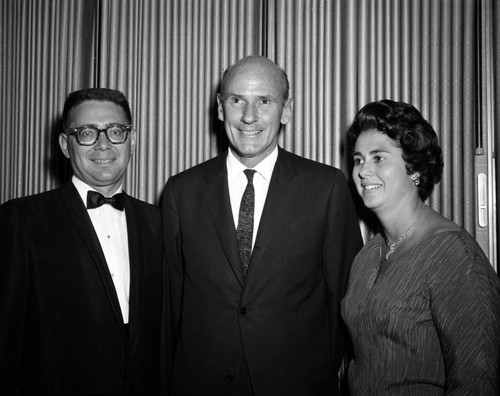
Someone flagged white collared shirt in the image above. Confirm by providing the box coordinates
[72,176,130,324]
[227,146,278,249]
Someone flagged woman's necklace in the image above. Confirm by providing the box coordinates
[384,203,426,261]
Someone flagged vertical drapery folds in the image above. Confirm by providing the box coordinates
[0,0,497,266]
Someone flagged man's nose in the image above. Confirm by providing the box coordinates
[241,103,258,124]
[94,130,112,149]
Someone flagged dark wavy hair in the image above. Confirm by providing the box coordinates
[62,88,132,129]
[347,99,443,201]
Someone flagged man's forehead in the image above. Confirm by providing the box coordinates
[225,69,284,94]
[67,101,128,126]
[69,100,124,115]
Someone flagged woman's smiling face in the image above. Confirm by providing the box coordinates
[352,129,415,214]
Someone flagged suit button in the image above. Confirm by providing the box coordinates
[240,307,247,315]
[225,374,234,383]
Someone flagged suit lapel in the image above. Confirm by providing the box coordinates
[249,149,298,274]
[123,194,142,355]
[204,154,245,286]
[59,182,128,341]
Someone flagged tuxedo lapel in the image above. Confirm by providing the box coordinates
[249,149,299,274]
[59,182,128,340]
[123,194,142,355]
[204,155,245,286]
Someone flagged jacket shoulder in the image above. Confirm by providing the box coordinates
[125,194,159,211]
[174,155,222,177]
[165,154,225,190]
[0,188,62,212]
[279,149,346,178]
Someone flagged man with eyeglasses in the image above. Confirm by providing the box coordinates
[0,88,168,394]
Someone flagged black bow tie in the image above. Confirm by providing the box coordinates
[87,191,124,211]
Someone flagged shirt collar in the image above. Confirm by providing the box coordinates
[72,176,123,207]
[226,146,278,182]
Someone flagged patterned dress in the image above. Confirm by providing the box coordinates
[341,230,500,395]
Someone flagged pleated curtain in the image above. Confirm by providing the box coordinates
[0,0,96,199]
[0,0,498,267]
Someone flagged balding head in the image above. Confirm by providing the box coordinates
[216,55,293,168]
[219,56,290,104]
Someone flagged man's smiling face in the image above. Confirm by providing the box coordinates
[59,100,136,196]
[217,57,292,168]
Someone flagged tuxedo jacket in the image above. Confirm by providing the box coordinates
[0,182,164,395]
[161,148,363,395]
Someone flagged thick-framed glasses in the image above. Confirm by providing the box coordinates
[65,124,132,146]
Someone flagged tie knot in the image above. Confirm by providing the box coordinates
[243,169,256,182]
[87,190,124,211]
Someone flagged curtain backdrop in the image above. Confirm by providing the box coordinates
[0,0,497,267]
[96,0,264,201]
[495,0,500,267]
[0,0,96,198]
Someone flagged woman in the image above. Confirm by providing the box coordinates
[341,99,500,395]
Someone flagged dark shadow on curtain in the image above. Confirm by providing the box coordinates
[211,82,229,154]
[46,117,72,187]
[46,0,98,186]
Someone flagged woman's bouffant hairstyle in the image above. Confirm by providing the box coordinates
[347,99,443,201]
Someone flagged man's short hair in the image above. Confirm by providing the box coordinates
[62,88,132,128]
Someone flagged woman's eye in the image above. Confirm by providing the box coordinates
[353,157,364,165]
[374,155,384,163]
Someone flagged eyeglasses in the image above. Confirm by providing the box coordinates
[65,124,132,146]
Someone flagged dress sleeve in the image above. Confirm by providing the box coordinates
[428,234,500,395]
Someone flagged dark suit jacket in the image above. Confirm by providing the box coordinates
[161,148,363,395]
[0,182,164,395]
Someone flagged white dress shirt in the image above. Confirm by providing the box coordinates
[227,146,278,249]
[73,176,130,324]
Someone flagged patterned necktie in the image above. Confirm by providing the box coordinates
[236,169,256,276]
[86,190,124,211]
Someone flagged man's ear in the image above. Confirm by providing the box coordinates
[59,133,71,159]
[281,98,294,125]
[217,94,224,122]
[130,129,137,154]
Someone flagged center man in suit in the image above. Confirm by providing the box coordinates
[0,88,166,394]
[161,56,363,395]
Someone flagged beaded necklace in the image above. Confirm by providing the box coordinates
[384,203,426,261]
